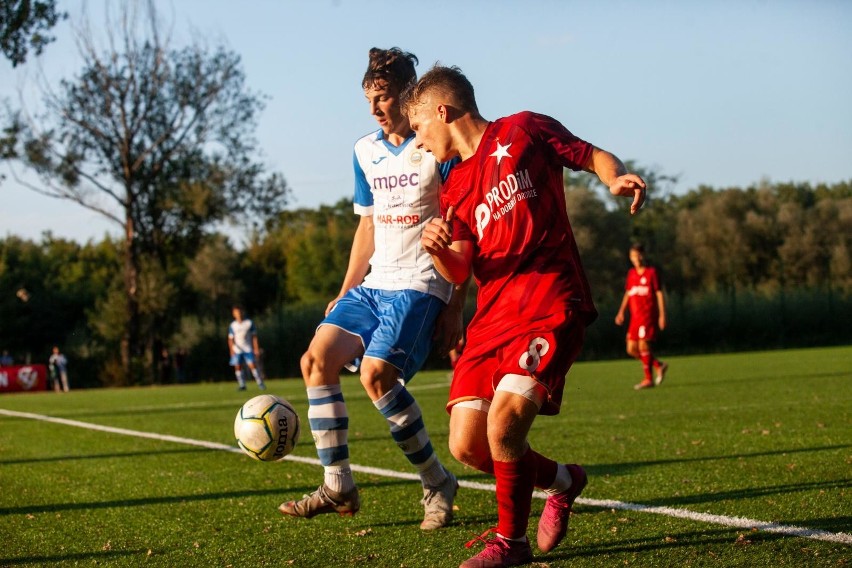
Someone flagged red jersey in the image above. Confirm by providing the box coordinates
[441,112,597,347]
[625,266,661,329]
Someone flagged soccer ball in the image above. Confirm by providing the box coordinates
[234,394,300,462]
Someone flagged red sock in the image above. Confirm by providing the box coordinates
[493,449,537,540]
[531,449,557,489]
[639,351,653,382]
[470,449,557,489]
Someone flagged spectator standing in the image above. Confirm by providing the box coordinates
[174,347,188,383]
[48,346,70,392]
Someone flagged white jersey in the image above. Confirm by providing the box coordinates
[49,353,67,372]
[352,129,455,303]
[228,319,257,354]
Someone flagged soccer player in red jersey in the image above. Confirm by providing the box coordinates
[615,243,668,390]
[403,65,647,567]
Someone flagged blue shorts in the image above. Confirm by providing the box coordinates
[320,287,444,382]
[230,352,256,367]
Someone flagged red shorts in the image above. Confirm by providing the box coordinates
[448,310,586,416]
[627,320,658,342]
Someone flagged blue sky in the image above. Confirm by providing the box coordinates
[1,0,850,245]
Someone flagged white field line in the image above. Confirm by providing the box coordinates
[50,383,449,417]
[2,408,850,545]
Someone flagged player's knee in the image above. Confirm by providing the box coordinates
[358,359,395,400]
[449,445,480,470]
[358,369,380,398]
[300,350,320,383]
[449,436,489,472]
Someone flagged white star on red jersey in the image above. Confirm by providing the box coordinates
[489,141,512,164]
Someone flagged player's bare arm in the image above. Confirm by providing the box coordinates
[585,147,647,215]
[421,215,452,254]
[615,291,630,325]
[420,210,473,284]
[327,215,375,315]
[428,239,472,285]
[433,276,471,355]
[656,289,667,330]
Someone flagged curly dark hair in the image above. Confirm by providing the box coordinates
[362,47,418,93]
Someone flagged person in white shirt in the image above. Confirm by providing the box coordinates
[48,346,69,392]
[228,306,265,391]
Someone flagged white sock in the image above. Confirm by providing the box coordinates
[542,463,573,496]
[496,533,529,542]
[419,460,448,488]
[324,465,355,494]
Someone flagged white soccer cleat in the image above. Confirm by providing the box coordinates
[654,362,668,386]
[420,468,458,530]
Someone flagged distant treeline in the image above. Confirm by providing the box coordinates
[1,178,849,386]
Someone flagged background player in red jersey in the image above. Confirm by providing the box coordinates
[615,243,668,390]
[403,65,647,567]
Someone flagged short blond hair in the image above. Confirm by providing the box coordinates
[400,64,478,116]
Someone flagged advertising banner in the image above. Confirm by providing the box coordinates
[0,364,48,393]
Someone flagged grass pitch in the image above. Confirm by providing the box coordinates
[0,346,849,567]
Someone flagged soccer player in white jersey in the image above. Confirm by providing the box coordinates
[228,306,265,391]
[279,47,466,531]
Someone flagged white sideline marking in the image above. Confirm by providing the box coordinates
[2,408,850,545]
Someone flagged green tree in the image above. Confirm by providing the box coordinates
[563,183,628,304]
[0,0,65,67]
[186,234,243,326]
[678,188,751,292]
[563,164,680,302]
[0,234,119,373]
[1,1,289,382]
[778,183,852,291]
[257,199,358,304]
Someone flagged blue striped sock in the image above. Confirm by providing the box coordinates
[374,382,446,487]
[307,384,354,493]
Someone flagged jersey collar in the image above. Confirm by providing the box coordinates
[376,129,415,156]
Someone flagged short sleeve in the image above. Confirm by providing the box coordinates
[353,151,373,213]
[526,112,594,171]
[651,268,662,292]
